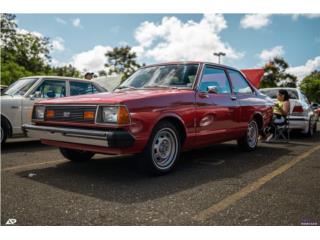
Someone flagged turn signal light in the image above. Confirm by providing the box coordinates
[46,110,55,118]
[84,111,95,120]
[117,106,130,124]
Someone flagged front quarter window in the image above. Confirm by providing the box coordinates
[228,70,253,94]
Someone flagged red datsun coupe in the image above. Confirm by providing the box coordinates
[23,62,273,174]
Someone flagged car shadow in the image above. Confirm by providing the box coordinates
[2,140,54,154]
[17,142,291,204]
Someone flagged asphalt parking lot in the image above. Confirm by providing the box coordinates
[1,124,320,226]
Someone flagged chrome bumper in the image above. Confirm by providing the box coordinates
[22,124,135,148]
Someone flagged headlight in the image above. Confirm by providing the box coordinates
[98,106,130,125]
[33,106,45,120]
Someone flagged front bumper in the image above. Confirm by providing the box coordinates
[22,124,135,148]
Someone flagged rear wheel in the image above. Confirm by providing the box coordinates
[139,121,181,175]
[1,122,8,146]
[306,119,315,137]
[59,148,95,162]
[237,119,259,151]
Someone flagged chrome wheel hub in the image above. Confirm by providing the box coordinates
[152,128,178,170]
[247,121,258,148]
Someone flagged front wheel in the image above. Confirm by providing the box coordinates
[59,148,95,162]
[1,122,8,146]
[139,121,181,175]
[237,119,259,151]
[306,119,316,137]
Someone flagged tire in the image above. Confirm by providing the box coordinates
[139,121,181,175]
[237,119,259,151]
[59,148,95,162]
[1,122,8,146]
[306,119,315,137]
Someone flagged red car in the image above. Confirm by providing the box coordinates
[23,62,273,174]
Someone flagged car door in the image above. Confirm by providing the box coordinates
[227,69,258,131]
[195,65,239,146]
[22,79,67,125]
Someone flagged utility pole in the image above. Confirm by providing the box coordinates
[213,52,226,64]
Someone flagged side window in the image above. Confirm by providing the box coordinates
[199,67,231,94]
[34,80,66,98]
[70,81,98,96]
[228,70,253,94]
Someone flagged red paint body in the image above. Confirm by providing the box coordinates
[35,62,273,155]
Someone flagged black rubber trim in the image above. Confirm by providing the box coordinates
[106,131,135,148]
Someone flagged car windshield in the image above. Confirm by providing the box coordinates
[3,78,38,96]
[116,64,199,90]
[260,89,299,99]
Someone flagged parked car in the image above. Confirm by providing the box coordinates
[311,103,320,121]
[1,76,106,145]
[23,62,273,174]
[0,85,8,93]
[259,87,317,136]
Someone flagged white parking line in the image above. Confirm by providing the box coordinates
[2,159,67,172]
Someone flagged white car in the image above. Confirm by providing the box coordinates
[1,76,106,144]
[260,87,317,136]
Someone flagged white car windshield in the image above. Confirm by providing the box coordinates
[116,64,199,90]
[3,78,38,96]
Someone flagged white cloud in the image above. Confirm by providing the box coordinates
[55,17,67,24]
[16,28,43,38]
[51,37,65,52]
[287,56,320,81]
[258,46,285,63]
[240,14,271,29]
[72,18,82,28]
[133,14,243,63]
[71,45,112,72]
[292,14,320,21]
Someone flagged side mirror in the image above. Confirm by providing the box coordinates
[207,86,218,94]
[30,91,41,100]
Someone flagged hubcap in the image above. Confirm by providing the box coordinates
[247,121,258,148]
[152,128,178,170]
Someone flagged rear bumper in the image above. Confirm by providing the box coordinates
[288,116,308,130]
[22,124,135,148]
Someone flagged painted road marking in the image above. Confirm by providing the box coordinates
[193,144,320,222]
[2,160,67,172]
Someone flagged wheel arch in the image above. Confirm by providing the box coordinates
[1,114,12,137]
[251,112,264,131]
[153,114,187,146]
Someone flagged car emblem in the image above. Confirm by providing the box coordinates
[63,112,71,117]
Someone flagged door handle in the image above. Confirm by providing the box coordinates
[11,106,19,109]
[199,92,209,98]
[230,95,237,101]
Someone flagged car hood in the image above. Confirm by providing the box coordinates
[38,89,192,105]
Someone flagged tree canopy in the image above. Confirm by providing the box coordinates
[260,57,297,88]
[105,46,141,82]
[300,70,320,103]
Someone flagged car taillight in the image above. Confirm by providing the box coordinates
[293,106,303,113]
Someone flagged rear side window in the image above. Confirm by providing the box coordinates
[199,67,231,94]
[228,70,253,94]
[70,81,99,96]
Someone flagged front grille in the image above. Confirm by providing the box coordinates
[45,105,97,123]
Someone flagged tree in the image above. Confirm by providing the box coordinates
[300,70,320,103]
[105,46,141,82]
[50,64,81,78]
[260,57,297,88]
[1,14,52,85]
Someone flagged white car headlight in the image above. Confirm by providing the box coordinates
[33,106,45,120]
[98,106,130,125]
[102,106,118,123]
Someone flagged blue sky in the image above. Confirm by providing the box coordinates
[15,14,320,79]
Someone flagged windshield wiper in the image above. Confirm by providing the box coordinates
[143,85,178,89]
[115,86,138,90]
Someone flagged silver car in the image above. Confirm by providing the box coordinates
[1,76,106,144]
[260,87,317,136]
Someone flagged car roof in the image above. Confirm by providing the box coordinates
[143,61,239,71]
[260,87,299,92]
[21,76,92,82]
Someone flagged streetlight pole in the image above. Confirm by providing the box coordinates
[213,52,226,64]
